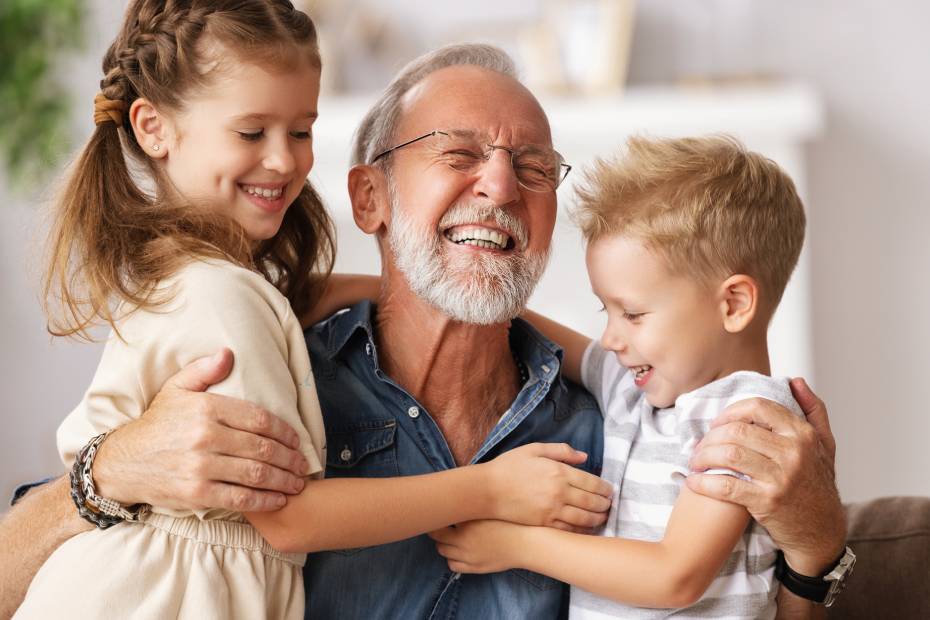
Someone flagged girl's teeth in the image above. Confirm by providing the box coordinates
[243,185,283,198]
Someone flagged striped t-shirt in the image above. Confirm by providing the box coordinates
[569,342,803,620]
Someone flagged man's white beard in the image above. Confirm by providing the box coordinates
[387,190,550,325]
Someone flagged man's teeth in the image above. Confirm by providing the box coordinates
[444,228,511,250]
[242,184,283,199]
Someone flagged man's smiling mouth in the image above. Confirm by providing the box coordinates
[443,225,515,251]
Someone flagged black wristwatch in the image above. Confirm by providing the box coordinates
[774,547,856,607]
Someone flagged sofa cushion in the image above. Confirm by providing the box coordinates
[826,496,930,618]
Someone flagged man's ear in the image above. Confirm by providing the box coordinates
[718,274,759,333]
[348,164,390,234]
[128,98,169,159]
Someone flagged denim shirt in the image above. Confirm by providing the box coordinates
[303,301,604,620]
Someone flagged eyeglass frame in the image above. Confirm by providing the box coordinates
[369,129,573,192]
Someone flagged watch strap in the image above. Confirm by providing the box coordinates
[774,547,853,606]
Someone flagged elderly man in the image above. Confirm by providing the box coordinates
[2,45,845,619]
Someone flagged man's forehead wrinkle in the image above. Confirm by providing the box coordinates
[396,65,552,146]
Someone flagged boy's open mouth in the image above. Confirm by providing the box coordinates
[443,225,516,251]
[632,364,654,387]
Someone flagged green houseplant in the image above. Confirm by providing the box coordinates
[0,0,85,189]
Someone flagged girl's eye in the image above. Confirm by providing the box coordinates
[290,130,312,140]
[237,130,263,142]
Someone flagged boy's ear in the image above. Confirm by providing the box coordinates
[128,98,169,159]
[718,274,759,333]
[348,164,390,235]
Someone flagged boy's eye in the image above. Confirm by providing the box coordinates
[623,312,644,322]
[237,130,263,141]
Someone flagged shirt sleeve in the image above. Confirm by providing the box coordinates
[56,260,326,479]
[671,373,802,483]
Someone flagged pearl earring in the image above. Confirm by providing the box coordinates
[153,144,160,152]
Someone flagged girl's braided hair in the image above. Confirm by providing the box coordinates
[45,0,334,339]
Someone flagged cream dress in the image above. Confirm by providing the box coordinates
[15,259,326,619]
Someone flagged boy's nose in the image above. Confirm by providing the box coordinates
[600,328,627,354]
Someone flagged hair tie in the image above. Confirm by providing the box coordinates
[93,93,125,126]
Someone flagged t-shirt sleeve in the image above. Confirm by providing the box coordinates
[671,373,803,484]
[580,340,610,413]
[56,261,325,478]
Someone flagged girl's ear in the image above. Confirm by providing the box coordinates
[718,274,759,333]
[128,98,169,159]
[348,164,391,235]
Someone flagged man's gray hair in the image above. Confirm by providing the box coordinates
[352,43,518,167]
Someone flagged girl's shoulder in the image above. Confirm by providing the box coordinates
[164,257,286,306]
[115,258,291,335]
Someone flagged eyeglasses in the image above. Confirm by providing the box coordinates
[370,129,572,193]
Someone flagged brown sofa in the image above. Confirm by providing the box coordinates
[826,496,930,619]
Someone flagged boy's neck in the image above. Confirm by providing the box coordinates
[717,332,771,379]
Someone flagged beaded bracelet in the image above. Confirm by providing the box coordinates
[69,431,148,529]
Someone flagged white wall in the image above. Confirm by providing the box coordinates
[2,0,928,505]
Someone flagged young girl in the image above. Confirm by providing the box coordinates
[14,2,611,618]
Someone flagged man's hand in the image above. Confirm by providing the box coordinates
[686,378,846,575]
[93,349,311,513]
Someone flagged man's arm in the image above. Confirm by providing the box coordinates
[687,378,843,620]
[0,477,90,617]
[0,350,310,613]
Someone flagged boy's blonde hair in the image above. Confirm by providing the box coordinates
[575,135,806,314]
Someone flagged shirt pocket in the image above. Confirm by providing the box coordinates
[325,418,399,479]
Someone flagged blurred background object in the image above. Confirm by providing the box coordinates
[0,0,85,189]
[2,0,929,508]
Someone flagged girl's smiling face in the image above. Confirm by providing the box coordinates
[156,59,321,242]
[586,234,730,408]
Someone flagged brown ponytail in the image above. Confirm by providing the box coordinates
[43,0,334,340]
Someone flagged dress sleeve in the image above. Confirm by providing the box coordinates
[56,261,325,478]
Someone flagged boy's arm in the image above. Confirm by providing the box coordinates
[521,309,592,384]
[434,486,750,609]
[300,274,380,327]
[247,442,613,553]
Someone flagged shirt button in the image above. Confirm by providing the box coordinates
[407,406,420,419]
[340,448,353,462]
[365,343,373,356]
[541,364,550,374]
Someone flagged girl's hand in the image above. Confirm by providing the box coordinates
[484,443,612,530]
[302,273,380,327]
[430,520,529,573]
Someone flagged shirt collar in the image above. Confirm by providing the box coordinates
[317,300,564,380]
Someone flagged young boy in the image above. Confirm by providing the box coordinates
[431,135,808,618]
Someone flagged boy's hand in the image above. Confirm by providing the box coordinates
[430,520,527,574]
[484,443,612,530]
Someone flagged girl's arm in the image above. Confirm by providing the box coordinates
[246,441,613,553]
[301,273,380,327]
[433,485,750,609]
[521,309,592,384]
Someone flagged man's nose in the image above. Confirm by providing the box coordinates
[471,148,520,206]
